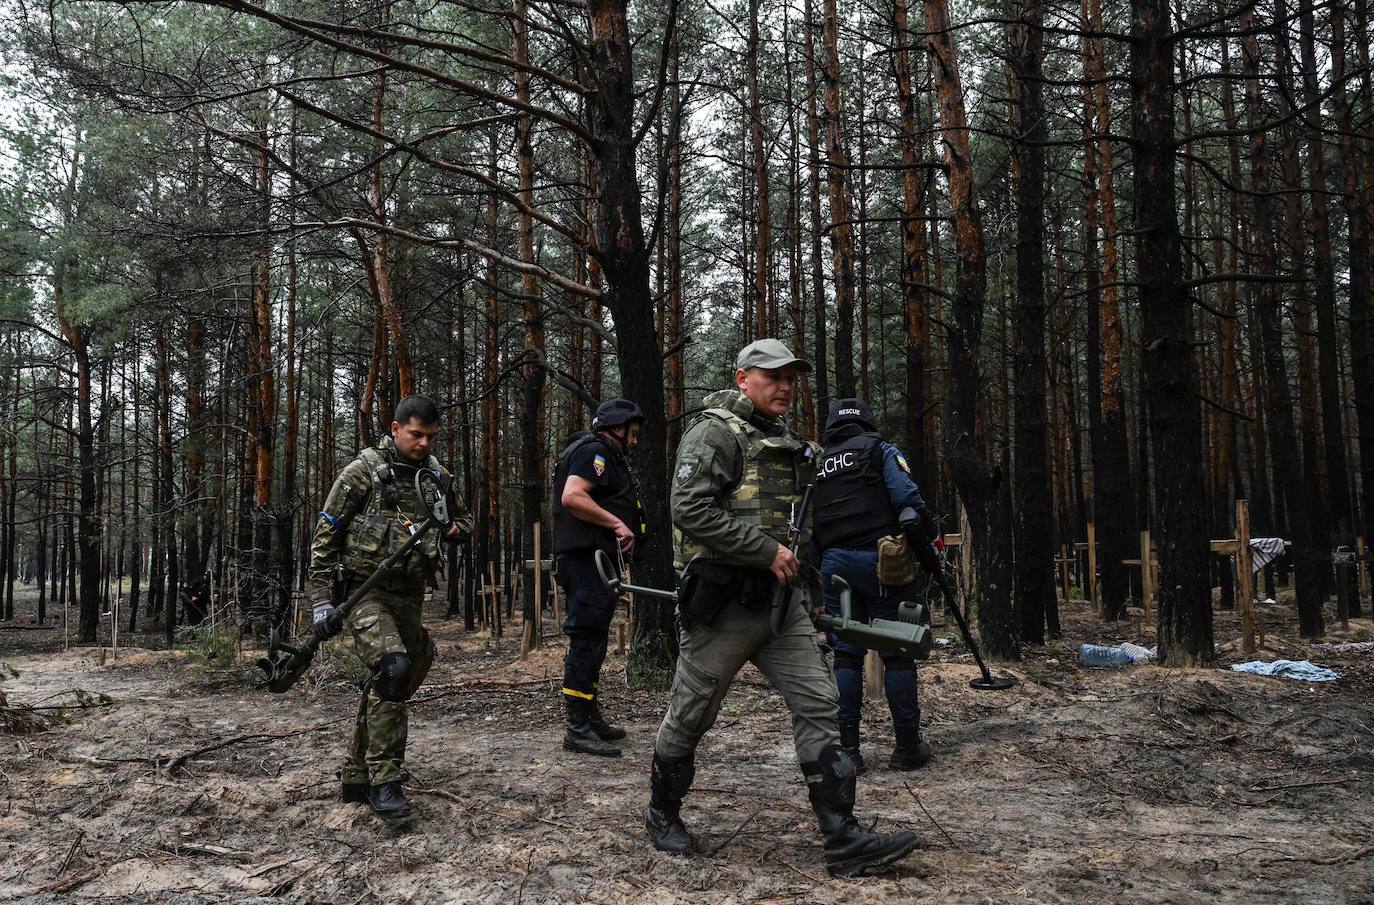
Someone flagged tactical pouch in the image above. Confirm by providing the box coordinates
[876,534,916,586]
[677,561,741,625]
[341,513,392,572]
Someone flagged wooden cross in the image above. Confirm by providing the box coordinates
[1207,500,1256,656]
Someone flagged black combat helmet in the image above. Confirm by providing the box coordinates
[592,397,646,431]
[824,397,878,434]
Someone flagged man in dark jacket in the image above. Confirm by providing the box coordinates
[551,398,647,757]
[814,398,938,772]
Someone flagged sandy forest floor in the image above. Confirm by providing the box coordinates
[2,585,1373,905]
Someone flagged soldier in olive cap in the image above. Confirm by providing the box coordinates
[645,339,919,877]
[309,395,474,819]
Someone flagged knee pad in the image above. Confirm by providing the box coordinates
[802,745,858,810]
[375,652,413,702]
[834,651,865,673]
[881,655,915,673]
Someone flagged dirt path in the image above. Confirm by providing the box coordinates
[2,595,1372,904]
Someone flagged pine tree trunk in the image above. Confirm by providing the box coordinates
[586,0,677,686]
[923,0,1016,658]
[514,0,547,646]
[1011,0,1054,645]
[803,0,831,420]
[820,0,857,397]
[1333,3,1374,616]
[1131,0,1213,664]
[1241,8,1325,637]
[893,0,930,478]
[1297,2,1355,548]
[1081,0,1136,620]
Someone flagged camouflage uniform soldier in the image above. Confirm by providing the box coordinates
[309,395,474,818]
[645,339,919,878]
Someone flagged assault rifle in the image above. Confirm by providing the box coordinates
[256,468,451,693]
[770,483,815,636]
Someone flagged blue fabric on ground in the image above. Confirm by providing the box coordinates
[1229,659,1340,682]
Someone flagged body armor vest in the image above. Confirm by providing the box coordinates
[676,407,818,563]
[814,431,899,551]
[551,433,646,556]
[339,445,444,583]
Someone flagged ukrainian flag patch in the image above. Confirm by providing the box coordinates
[593,453,606,476]
[896,454,910,474]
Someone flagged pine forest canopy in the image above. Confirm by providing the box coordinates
[0,0,1369,680]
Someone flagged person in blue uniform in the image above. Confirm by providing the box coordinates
[813,398,939,771]
[550,398,647,757]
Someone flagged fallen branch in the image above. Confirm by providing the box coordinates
[165,717,348,776]
[56,831,84,877]
[29,868,101,895]
[165,841,255,861]
[904,782,958,848]
[706,809,760,856]
[409,786,577,830]
[1264,844,1374,866]
[1248,777,1355,793]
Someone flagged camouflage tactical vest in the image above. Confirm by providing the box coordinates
[676,407,818,562]
[339,446,444,582]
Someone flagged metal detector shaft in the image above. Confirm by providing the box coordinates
[594,548,679,602]
[257,469,451,693]
[936,573,1015,690]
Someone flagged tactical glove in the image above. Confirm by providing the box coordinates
[312,601,341,642]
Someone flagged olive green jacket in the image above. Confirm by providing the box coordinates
[670,389,817,569]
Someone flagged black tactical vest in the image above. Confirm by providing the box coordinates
[814,432,899,551]
[551,432,646,556]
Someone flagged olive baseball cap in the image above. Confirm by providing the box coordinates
[735,338,812,373]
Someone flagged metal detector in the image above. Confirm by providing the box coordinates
[256,467,450,693]
[593,548,679,602]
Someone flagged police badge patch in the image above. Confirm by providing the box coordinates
[675,457,699,484]
[593,453,607,476]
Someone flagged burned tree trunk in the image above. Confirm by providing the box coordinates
[1240,10,1324,637]
[585,0,677,685]
[802,0,831,421]
[1081,0,1136,619]
[1130,0,1213,663]
[892,0,930,481]
[924,0,1016,658]
[820,0,857,397]
[514,0,547,646]
[1011,0,1055,645]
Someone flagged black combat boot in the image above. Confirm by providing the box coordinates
[368,781,411,818]
[646,753,694,854]
[564,698,622,757]
[804,746,919,877]
[588,695,627,741]
[341,781,369,804]
[888,723,932,771]
[838,723,865,773]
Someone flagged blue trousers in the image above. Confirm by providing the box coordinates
[820,548,921,728]
[556,551,616,700]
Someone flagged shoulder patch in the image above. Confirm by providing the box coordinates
[592,453,607,477]
[674,457,700,484]
[896,454,910,474]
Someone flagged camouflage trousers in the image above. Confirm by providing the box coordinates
[340,585,435,785]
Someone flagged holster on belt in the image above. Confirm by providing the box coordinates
[678,562,773,626]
